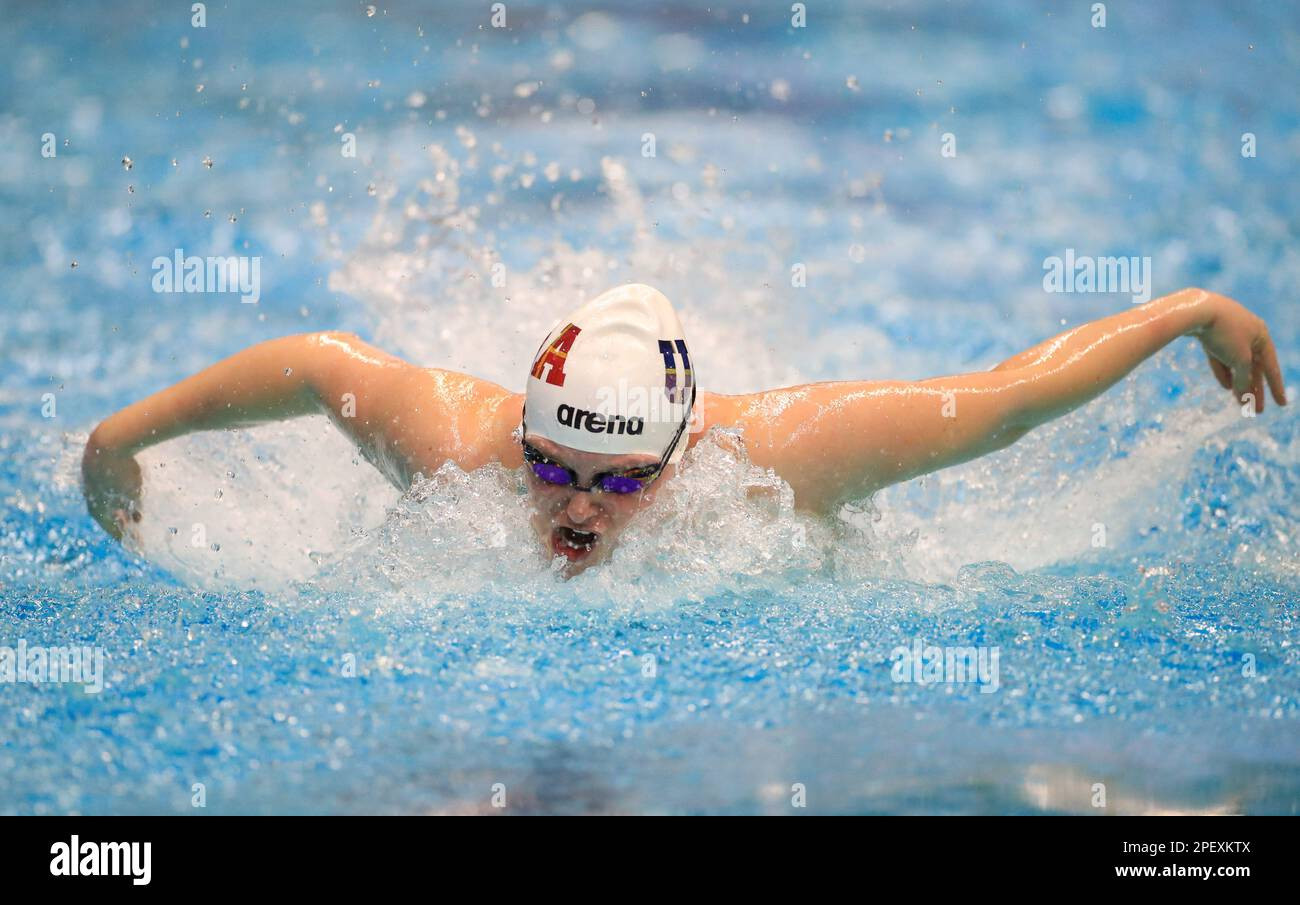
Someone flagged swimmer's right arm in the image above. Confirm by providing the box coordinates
[84,333,333,540]
[83,332,521,540]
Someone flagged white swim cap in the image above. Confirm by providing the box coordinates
[524,283,696,464]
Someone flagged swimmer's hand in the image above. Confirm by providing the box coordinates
[81,439,142,544]
[1193,291,1287,413]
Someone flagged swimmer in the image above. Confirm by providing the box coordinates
[83,284,1286,574]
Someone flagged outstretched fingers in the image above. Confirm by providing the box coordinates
[1230,350,1253,403]
[1207,353,1232,390]
[1258,334,1287,406]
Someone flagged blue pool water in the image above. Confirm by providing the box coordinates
[1,0,1297,814]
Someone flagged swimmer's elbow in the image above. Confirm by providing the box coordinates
[988,421,1033,454]
[985,390,1037,452]
[300,330,372,379]
[305,330,364,352]
[293,330,415,419]
[303,330,402,368]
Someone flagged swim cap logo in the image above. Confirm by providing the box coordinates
[658,339,693,404]
[530,323,581,387]
[557,404,645,436]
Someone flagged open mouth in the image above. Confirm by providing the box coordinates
[552,526,599,562]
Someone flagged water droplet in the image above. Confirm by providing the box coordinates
[121,156,133,170]
[202,155,214,169]
[127,184,134,193]
[214,490,223,499]
[171,158,178,167]
[366,4,376,16]
[284,367,293,376]
[210,542,221,551]
[367,183,377,196]
[195,83,205,93]
[70,260,78,269]
[228,213,237,223]
[203,210,211,218]
[226,470,236,479]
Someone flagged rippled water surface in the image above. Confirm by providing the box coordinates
[1,1,1297,814]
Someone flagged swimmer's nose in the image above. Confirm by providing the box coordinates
[564,490,600,524]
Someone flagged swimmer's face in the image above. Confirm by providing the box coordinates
[522,434,671,575]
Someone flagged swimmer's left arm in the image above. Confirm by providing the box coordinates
[720,289,1285,513]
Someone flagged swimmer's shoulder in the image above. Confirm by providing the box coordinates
[415,367,524,469]
[691,388,811,450]
[691,384,842,460]
[692,390,734,445]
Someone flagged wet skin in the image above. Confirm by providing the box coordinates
[84,289,1286,569]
